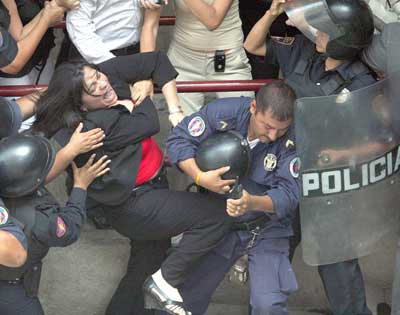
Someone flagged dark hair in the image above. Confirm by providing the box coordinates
[32,62,96,137]
[255,81,296,121]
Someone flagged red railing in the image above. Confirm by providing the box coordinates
[54,16,176,29]
[0,80,274,96]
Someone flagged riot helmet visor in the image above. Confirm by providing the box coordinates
[284,0,343,43]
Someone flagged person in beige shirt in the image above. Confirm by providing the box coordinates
[168,0,254,115]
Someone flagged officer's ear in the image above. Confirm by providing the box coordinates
[249,100,257,115]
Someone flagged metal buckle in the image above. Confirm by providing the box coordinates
[246,226,261,250]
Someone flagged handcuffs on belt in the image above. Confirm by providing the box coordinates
[229,226,263,285]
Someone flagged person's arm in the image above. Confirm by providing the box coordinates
[227,143,300,222]
[2,0,24,40]
[66,0,115,64]
[178,158,235,194]
[182,0,233,31]
[167,98,246,191]
[226,189,275,217]
[243,0,285,57]
[46,123,105,183]
[0,227,27,267]
[15,90,42,120]
[99,51,177,86]
[0,1,65,74]
[140,7,161,52]
[37,155,110,247]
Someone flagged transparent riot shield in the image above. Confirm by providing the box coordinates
[392,242,400,315]
[295,72,400,266]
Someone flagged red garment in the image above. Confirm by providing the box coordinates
[135,137,163,186]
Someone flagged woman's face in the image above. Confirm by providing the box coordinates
[81,66,118,111]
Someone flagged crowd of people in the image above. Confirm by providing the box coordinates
[0,0,399,314]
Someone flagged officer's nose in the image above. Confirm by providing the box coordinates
[267,129,278,142]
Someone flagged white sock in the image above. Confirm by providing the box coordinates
[152,269,183,302]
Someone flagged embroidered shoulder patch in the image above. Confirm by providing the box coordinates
[188,116,205,137]
[0,207,9,225]
[289,157,300,178]
[56,217,66,238]
[271,36,295,46]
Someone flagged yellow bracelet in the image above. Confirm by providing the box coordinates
[195,172,203,186]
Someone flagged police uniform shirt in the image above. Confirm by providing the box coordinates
[266,34,376,97]
[4,187,88,251]
[0,26,17,68]
[1,98,23,137]
[0,199,28,250]
[167,97,300,238]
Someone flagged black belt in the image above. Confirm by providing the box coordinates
[0,279,22,285]
[132,166,167,192]
[111,42,140,56]
[232,215,271,231]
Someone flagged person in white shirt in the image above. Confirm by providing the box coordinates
[66,0,162,64]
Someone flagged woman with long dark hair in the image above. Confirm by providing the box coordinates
[32,51,234,315]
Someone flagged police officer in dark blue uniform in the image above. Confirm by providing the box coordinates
[0,132,109,314]
[0,96,34,269]
[244,0,376,314]
[166,81,300,315]
[0,201,28,268]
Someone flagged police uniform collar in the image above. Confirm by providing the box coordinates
[327,59,355,79]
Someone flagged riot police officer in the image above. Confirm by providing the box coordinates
[166,81,299,314]
[244,0,376,313]
[0,202,28,268]
[362,23,400,315]
[0,133,109,315]
[0,97,30,267]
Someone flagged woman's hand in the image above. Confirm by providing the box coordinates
[65,123,105,157]
[168,112,184,127]
[130,80,154,105]
[72,154,111,190]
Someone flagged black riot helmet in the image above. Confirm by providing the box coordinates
[284,0,374,60]
[0,97,20,140]
[195,131,251,180]
[0,2,10,29]
[0,134,55,198]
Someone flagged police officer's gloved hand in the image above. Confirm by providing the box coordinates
[71,154,111,190]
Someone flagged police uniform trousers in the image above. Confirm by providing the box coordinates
[104,177,232,315]
[167,41,254,115]
[175,230,298,315]
[391,239,400,315]
[0,282,43,315]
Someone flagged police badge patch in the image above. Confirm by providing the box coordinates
[0,207,9,225]
[56,217,66,238]
[289,157,300,178]
[264,154,277,171]
[188,116,206,137]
